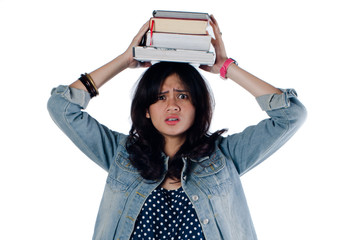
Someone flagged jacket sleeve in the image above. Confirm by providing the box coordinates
[47,85,126,171]
[219,89,307,176]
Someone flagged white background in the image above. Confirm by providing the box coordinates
[1,0,348,239]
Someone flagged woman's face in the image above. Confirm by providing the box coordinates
[146,74,195,143]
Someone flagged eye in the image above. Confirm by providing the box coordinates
[158,95,166,100]
[178,93,189,100]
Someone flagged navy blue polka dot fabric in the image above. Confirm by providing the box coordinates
[131,187,205,239]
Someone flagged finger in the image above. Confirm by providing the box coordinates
[139,61,152,68]
[133,20,150,44]
[199,64,212,72]
[140,20,150,34]
[209,15,222,39]
[209,15,228,57]
[210,15,219,27]
[210,34,218,47]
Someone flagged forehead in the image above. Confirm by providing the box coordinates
[160,74,187,90]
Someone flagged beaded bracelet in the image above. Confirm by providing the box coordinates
[79,73,99,98]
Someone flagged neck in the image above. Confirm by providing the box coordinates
[163,137,186,158]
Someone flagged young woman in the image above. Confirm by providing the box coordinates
[47,16,306,240]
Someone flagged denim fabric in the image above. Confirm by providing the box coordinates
[47,85,306,240]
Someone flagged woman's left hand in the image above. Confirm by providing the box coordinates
[200,15,228,74]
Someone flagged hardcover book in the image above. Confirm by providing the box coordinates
[149,17,208,35]
[145,32,211,51]
[133,46,215,65]
[152,10,210,20]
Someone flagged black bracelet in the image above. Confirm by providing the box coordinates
[79,74,98,98]
[85,73,99,96]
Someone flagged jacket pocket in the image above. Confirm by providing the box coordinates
[106,151,140,192]
[191,151,233,196]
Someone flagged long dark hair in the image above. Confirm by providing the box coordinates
[126,62,225,181]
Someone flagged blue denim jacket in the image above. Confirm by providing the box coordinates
[47,85,306,240]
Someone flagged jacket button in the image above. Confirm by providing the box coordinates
[192,195,199,201]
[203,219,209,225]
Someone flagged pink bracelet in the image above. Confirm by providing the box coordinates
[220,58,238,79]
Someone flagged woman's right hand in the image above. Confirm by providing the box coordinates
[70,20,152,91]
[123,20,152,69]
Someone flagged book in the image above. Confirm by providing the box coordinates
[133,46,215,65]
[133,10,215,65]
[152,10,210,20]
[149,17,208,35]
[145,32,211,51]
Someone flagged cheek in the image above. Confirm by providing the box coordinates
[147,104,164,124]
[187,106,196,124]
[147,103,158,118]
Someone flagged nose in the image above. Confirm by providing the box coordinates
[166,98,180,112]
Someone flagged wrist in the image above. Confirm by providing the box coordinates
[220,58,238,79]
[226,63,239,79]
[119,52,133,69]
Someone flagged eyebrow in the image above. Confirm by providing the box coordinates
[159,88,190,94]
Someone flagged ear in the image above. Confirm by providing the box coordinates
[146,109,150,118]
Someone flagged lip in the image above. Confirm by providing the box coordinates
[165,115,180,125]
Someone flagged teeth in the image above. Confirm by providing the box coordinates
[167,118,178,121]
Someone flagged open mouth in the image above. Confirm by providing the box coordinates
[165,116,180,125]
[166,118,179,121]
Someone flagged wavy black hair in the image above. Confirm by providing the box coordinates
[126,62,225,181]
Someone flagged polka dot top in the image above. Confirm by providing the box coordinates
[131,186,205,240]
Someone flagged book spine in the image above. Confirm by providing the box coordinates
[152,10,210,20]
[145,32,211,51]
[150,18,208,35]
[133,47,215,65]
[152,17,209,21]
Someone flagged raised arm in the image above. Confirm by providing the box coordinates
[200,15,282,97]
[200,16,306,175]
[70,20,151,91]
[47,21,151,171]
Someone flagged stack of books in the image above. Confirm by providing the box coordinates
[133,10,215,65]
